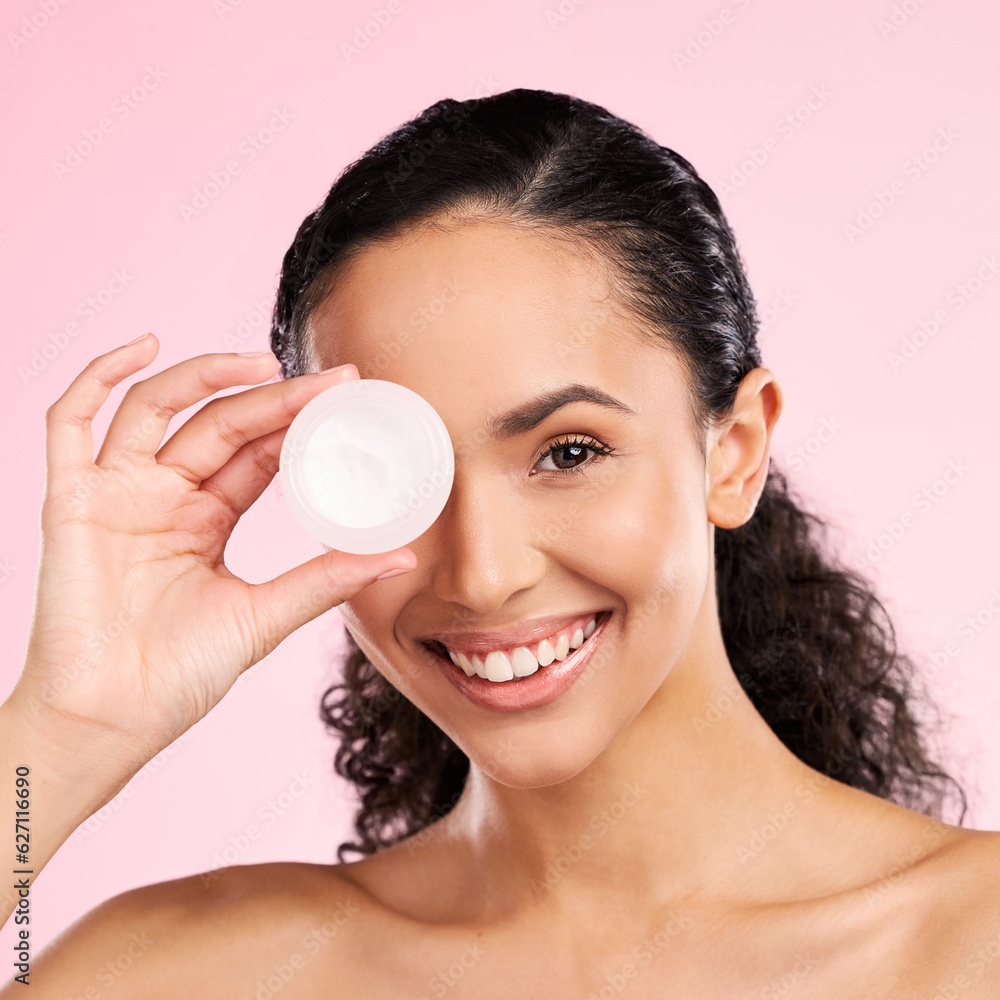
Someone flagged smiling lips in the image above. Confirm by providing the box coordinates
[439,613,600,682]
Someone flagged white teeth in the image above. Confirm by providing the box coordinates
[484,651,514,682]
[511,646,539,678]
[442,615,600,682]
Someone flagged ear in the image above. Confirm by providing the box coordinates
[706,368,783,530]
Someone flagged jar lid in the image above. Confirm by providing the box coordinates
[279,378,454,554]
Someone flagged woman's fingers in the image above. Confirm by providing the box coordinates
[95,350,280,470]
[45,334,160,492]
[153,364,359,485]
[197,425,287,520]
[248,545,417,652]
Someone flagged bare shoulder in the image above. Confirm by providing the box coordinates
[934,825,1000,916]
[905,825,1000,995]
[916,824,1000,916]
[10,862,372,999]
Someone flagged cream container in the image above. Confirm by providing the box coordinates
[279,378,454,554]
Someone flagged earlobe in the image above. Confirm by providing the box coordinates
[706,369,783,530]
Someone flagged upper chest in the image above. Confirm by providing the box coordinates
[203,836,1000,1000]
[285,886,955,1000]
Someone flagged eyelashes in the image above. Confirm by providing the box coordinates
[535,435,616,477]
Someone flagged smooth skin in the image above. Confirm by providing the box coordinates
[3,218,1000,999]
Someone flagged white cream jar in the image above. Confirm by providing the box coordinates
[279,378,454,554]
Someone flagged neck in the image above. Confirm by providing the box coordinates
[437,598,850,924]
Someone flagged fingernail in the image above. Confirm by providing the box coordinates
[376,565,412,581]
[314,363,358,377]
[125,332,151,346]
[238,350,275,359]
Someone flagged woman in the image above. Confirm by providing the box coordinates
[3,88,999,996]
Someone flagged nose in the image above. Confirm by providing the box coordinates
[424,470,546,618]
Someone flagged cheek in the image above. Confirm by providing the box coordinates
[338,594,432,704]
[552,464,708,604]
[338,591,395,661]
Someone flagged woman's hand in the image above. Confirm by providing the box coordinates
[11,334,416,766]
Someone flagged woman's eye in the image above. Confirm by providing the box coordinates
[535,436,615,476]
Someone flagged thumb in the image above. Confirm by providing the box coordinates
[249,548,417,646]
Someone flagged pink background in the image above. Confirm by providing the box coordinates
[2,0,998,953]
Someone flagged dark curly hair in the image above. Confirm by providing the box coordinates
[269,87,968,862]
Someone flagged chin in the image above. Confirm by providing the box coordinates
[457,724,610,789]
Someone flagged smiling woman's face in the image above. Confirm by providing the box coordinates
[305,216,722,788]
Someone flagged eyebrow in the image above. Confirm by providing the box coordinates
[487,384,636,440]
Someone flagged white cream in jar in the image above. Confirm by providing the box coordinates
[279,378,454,554]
